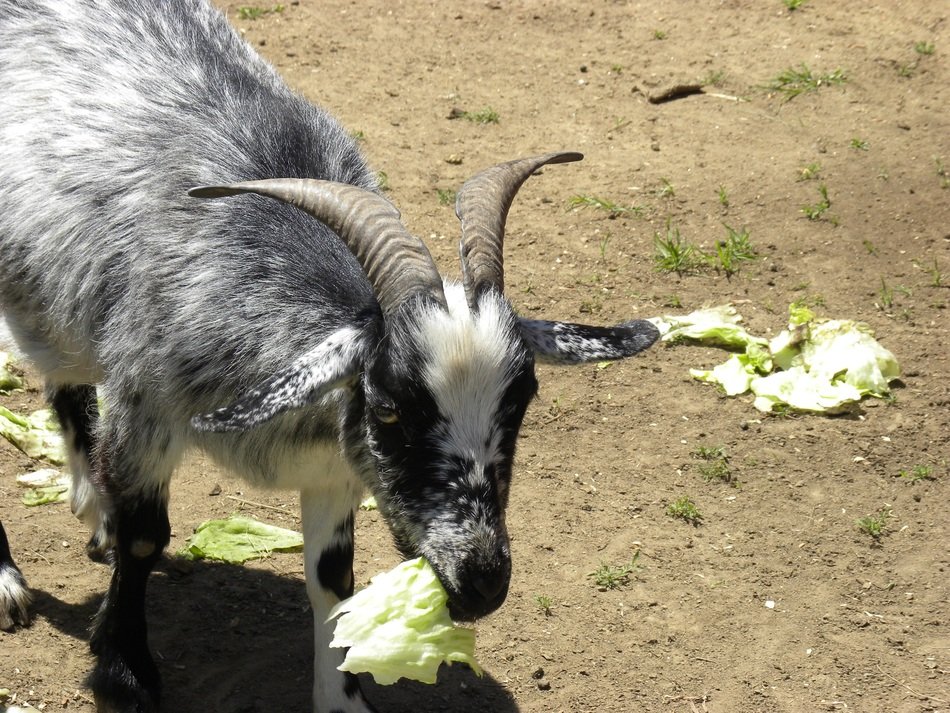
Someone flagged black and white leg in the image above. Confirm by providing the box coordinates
[47,383,114,561]
[0,520,31,631]
[86,412,180,713]
[301,485,377,713]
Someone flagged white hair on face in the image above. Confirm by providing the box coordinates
[414,283,523,473]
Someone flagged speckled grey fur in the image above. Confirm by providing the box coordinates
[0,2,658,709]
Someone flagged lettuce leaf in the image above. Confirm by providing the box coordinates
[328,557,482,685]
[17,468,70,506]
[0,351,24,393]
[179,515,304,563]
[751,367,863,414]
[0,406,66,464]
[649,305,768,350]
[691,354,756,396]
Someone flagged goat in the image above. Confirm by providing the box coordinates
[0,0,659,711]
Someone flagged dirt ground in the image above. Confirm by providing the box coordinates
[2,1,948,712]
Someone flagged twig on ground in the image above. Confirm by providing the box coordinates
[875,664,949,704]
[225,494,292,514]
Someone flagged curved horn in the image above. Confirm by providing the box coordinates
[188,179,446,315]
[455,151,583,309]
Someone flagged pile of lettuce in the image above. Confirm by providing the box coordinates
[328,557,482,685]
[650,304,900,414]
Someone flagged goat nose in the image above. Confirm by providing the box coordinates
[471,572,507,604]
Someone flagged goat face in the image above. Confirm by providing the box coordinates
[360,287,536,619]
[190,152,659,622]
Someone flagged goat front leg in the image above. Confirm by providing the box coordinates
[0,521,31,630]
[87,413,178,713]
[89,488,170,713]
[301,487,377,713]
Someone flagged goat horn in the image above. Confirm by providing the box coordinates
[189,179,447,315]
[455,151,583,310]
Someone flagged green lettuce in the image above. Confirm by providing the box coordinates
[17,468,70,506]
[328,557,482,685]
[682,304,900,413]
[690,341,774,396]
[0,406,66,464]
[180,515,304,563]
[751,367,863,413]
[0,351,24,393]
[649,305,768,350]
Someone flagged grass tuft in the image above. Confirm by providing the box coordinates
[708,224,756,275]
[802,184,832,221]
[766,64,846,101]
[653,220,697,274]
[237,4,284,20]
[588,552,641,590]
[568,195,642,219]
[666,496,703,525]
[856,507,892,540]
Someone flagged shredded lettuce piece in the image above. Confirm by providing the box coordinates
[0,351,24,393]
[22,483,70,507]
[328,557,482,685]
[17,468,70,506]
[691,353,756,396]
[751,367,863,413]
[649,305,768,350]
[0,406,66,464]
[689,340,774,396]
[802,319,900,396]
[179,515,304,563]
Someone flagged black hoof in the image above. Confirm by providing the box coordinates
[88,644,161,713]
[86,532,114,564]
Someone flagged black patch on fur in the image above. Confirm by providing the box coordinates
[48,383,98,457]
[0,521,15,567]
[343,672,361,698]
[317,516,355,601]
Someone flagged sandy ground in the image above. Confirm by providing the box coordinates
[2,1,948,712]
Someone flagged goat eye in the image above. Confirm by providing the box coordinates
[372,406,400,425]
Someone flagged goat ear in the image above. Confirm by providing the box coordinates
[518,318,660,365]
[191,327,364,432]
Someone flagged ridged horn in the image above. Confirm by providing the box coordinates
[188,179,447,315]
[455,152,583,310]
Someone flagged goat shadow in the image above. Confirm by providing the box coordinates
[30,556,521,713]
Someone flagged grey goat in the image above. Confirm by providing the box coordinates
[0,0,659,711]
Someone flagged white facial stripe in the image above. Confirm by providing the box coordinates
[415,284,522,469]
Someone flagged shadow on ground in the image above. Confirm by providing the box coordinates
[30,556,519,713]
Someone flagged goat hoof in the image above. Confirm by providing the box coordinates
[0,562,32,630]
[85,533,113,564]
[88,647,161,713]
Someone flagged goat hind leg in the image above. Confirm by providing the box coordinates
[47,383,113,562]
